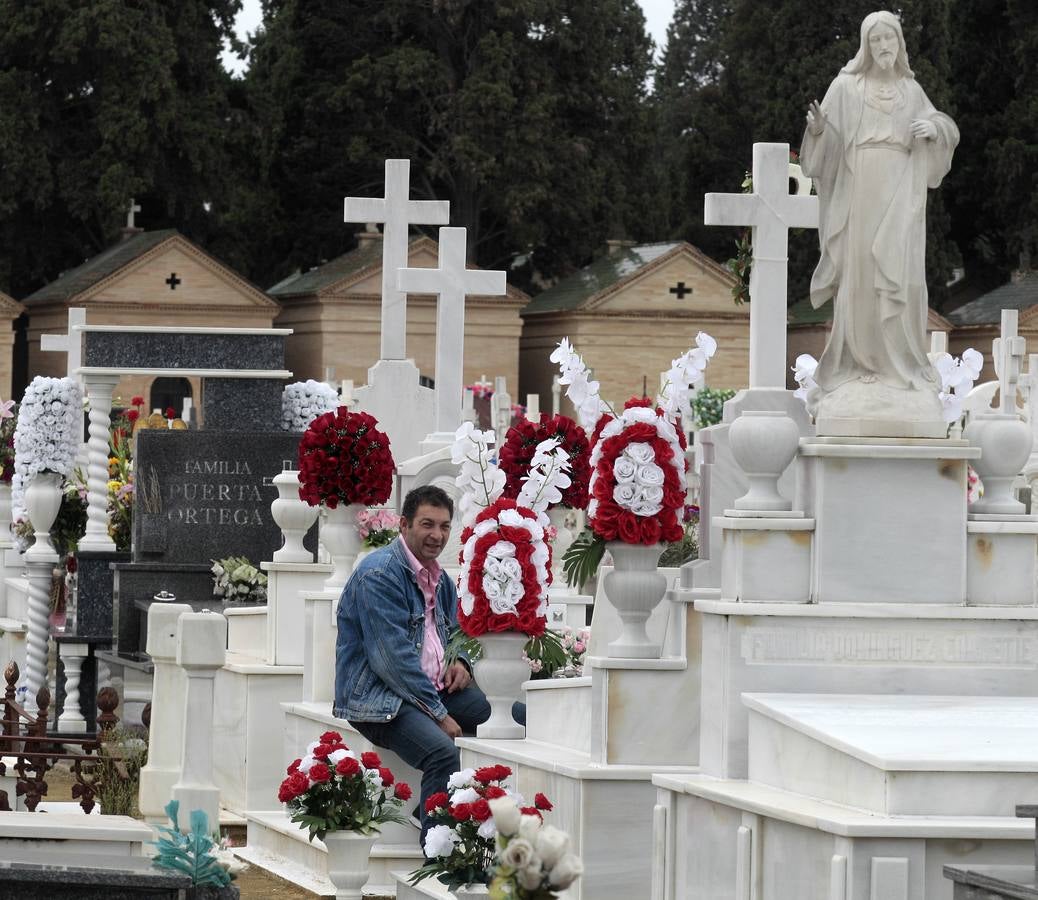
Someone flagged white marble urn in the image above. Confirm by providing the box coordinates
[23,471,64,557]
[322,830,378,899]
[603,541,667,658]
[473,631,528,740]
[728,410,800,511]
[271,469,319,563]
[964,412,1033,515]
[320,501,364,592]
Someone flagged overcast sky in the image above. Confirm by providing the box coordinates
[222,1,676,74]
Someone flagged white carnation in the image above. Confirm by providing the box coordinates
[424,824,460,858]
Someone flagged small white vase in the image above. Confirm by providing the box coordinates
[604,542,667,659]
[474,632,529,739]
[454,885,490,898]
[965,413,1033,515]
[547,506,577,593]
[321,502,364,592]
[23,471,64,557]
[271,470,319,563]
[728,410,800,511]
[322,830,377,899]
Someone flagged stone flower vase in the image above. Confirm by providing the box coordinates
[271,469,319,563]
[474,632,529,740]
[453,885,490,898]
[547,506,578,593]
[964,413,1033,515]
[23,471,64,556]
[322,830,378,899]
[604,542,667,659]
[728,410,800,511]
[320,502,364,593]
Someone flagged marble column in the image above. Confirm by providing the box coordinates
[78,373,120,553]
[172,610,226,833]
[56,640,88,733]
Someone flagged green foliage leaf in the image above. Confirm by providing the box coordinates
[562,528,605,590]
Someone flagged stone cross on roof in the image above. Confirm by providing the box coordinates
[398,227,506,436]
[344,159,450,361]
[994,308,1027,415]
[126,199,141,230]
[704,143,818,389]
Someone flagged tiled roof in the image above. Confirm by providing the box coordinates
[23,230,178,305]
[945,272,1038,325]
[521,242,684,315]
[268,237,386,297]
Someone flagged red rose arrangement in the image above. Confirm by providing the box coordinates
[409,765,553,890]
[297,407,394,508]
[277,730,412,841]
[458,498,551,638]
[499,414,591,510]
[587,400,687,545]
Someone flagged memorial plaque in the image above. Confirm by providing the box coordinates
[133,429,304,565]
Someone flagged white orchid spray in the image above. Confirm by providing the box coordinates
[792,353,819,403]
[452,422,506,527]
[549,338,614,431]
[934,348,983,423]
[516,438,572,514]
[657,331,718,418]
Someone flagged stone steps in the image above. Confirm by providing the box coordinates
[0,810,153,857]
[523,677,591,754]
[745,693,1038,816]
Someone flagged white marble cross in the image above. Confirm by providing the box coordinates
[344,159,450,361]
[126,198,141,230]
[704,142,818,389]
[398,227,506,435]
[41,307,87,379]
[993,309,1027,415]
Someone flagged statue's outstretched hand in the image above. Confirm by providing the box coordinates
[910,118,937,140]
[807,100,826,136]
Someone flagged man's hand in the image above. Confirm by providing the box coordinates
[438,714,462,739]
[443,661,471,694]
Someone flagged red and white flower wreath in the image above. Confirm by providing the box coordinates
[588,406,687,545]
[458,498,551,637]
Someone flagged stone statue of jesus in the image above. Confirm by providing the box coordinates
[802,10,959,436]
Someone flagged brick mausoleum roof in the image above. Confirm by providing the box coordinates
[521,242,686,316]
[945,271,1038,326]
[23,230,178,305]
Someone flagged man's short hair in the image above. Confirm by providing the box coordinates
[401,484,454,522]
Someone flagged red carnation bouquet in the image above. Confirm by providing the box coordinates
[588,399,687,545]
[499,414,591,510]
[409,764,553,891]
[278,730,412,842]
[297,407,395,508]
[457,498,552,638]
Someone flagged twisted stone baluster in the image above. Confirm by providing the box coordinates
[79,375,119,552]
[22,556,54,715]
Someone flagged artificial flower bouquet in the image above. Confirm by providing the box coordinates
[410,765,553,891]
[356,507,400,548]
[211,556,268,604]
[297,408,395,509]
[277,730,413,842]
[281,379,340,432]
[453,423,573,639]
[486,795,582,899]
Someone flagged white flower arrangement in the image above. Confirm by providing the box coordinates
[657,331,718,418]
[452,422,506,527]
[486,795,583,896]
[934,348,983,423]
[516,438,572,513]
[211,555,268,603]
[549,338,612,431]
[13,376,83,483]
[281,380,340,432]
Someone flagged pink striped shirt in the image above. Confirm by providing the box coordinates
[398,536,445,691]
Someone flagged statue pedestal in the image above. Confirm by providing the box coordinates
[815,380,946,439]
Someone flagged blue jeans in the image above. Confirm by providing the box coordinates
[352,687,526,848]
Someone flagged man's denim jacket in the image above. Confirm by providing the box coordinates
[334,538,460,724]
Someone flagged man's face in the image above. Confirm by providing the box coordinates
[400,503,452,564]
[868,24,898,71]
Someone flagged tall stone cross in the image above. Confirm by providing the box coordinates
[41,307,87,380]
[704,143,818,389]
[398,227,506,436]
[126,198,141,230]
[344,159,450,361]
[993,308,1027,415]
